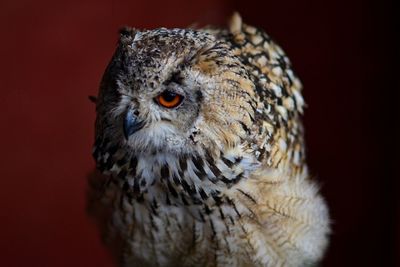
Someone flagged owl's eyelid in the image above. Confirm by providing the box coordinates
[154,87,186,100]
[160,86,185,96]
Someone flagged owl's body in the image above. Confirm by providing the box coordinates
[90,14,330,267]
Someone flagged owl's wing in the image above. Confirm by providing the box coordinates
[205,13,307,174]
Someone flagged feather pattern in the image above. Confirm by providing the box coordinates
[89,13,330,267]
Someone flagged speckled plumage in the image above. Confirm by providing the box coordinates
[89,13,330,267]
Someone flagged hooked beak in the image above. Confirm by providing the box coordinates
[123,109,144,139]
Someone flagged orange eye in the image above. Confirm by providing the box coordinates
[156,91,183,108]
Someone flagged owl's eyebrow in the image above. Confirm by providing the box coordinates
[163,43,215,87]
[163,71,184,86]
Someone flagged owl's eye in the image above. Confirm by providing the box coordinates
[155,90,184,108]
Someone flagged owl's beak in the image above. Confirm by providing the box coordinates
[123,109,144,139]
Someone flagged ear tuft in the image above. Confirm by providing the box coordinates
[119,27,137,45]
[228,12,243,34]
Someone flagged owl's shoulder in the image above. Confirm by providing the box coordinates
[218,13,303,108]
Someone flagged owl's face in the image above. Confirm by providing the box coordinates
[115,69,203,154]
[94,28,257,172]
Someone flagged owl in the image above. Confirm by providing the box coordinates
[89,13,330,267]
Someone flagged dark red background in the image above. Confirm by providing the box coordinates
[0,0,397,266]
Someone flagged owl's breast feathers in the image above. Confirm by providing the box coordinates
[89,13,330,267]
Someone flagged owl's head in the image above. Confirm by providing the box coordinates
[94,27,256,169]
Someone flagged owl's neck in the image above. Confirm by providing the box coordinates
[94,143,259,207]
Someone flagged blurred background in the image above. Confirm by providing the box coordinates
[0,0,397,266]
